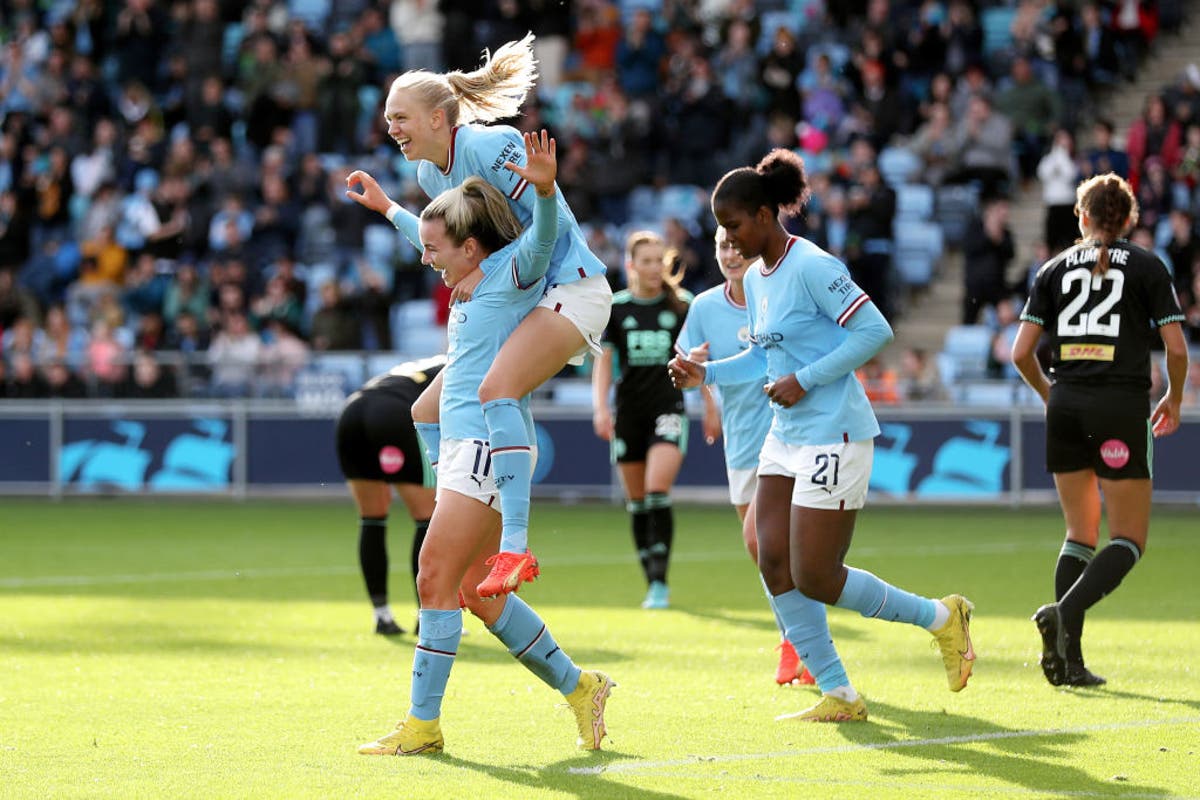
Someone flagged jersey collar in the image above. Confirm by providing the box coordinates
[440,126,461,176]
[723,281,746,309]
[759,235,798,277]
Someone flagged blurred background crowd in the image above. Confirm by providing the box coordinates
[0,0,1198,403]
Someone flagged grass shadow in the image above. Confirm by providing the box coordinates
[834,698,1173,797]
[442,748,692,800]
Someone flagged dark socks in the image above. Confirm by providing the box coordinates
[1055,540,1095,601]
[628,500,650,582]
[1059,538,1141,662]
[645,492,674,585]
[358,516,388,606]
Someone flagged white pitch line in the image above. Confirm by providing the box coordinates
[0,540,1060,589]
[567,715,1200,776]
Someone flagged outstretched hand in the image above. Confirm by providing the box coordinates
[504,129,557,197]
[345,170,392,215]
[1151,394,1181,438]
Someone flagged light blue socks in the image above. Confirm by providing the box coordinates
[409,608,462,721]
[488,595,581,694]
[482,398,533,554]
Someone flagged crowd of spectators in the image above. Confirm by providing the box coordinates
[0,0,1195,403]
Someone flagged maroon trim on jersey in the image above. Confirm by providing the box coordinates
[490,445,531,455]
[839,499,846,511]
[511,256,539,290]
[440,126,460,176]
[837,293,870,326]
[509,178,529,200]
[759,236,799,277]
[553,302,563,313]
[724,281,746,309]
[843,431,849,443]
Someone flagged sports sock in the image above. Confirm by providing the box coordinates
[358,516,388,607]
[411,518,429,609]
[628,499,650,582]
[409,608,462,721]
[1059,538,1140,662]
[482,398,533,554]
[760,574,788,639]
[644,492,674,585]
[414,422,441,470]
[770,588,851,694]
[1055,540,1095,601]
[487,595,582,694]
[834,566,939,629]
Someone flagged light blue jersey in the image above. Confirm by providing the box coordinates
[416,124,606,287]
[675,282,771,470]
[391,194,556,441]
[704,236,893,446]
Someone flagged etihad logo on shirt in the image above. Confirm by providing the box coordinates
[1060,343,1115,361]
[749,331,785,349]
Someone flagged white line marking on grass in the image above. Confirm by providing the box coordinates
[0,540,1047,589]
[567,715,1200,776]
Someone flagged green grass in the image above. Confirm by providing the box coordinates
[1,500,1197,799]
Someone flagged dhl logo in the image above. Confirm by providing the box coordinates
[1060,343,1115,361]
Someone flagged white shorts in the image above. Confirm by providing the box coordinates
[436,438,537,508]
[539,275,612,365]
[727,466,757,507]
[758,434,873,510]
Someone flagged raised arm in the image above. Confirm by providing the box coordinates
[507,130,559,287]
[344,170,423,250]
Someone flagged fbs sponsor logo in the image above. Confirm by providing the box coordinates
[379,445,405,474]
[1100,439,1130,469]
[1061,343,1115,361]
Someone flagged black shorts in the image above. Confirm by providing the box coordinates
[1045,384,1151,480]
[612,399,688,463]
[335,390,433,486]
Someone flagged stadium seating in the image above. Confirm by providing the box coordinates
[892,220,944,288]
[936,324,992,387]
[894,183,935,221]
[878,147,922,189]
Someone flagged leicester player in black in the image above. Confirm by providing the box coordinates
[1011,173,1188,687]
[592,231,692,609]
[335,355,445,635]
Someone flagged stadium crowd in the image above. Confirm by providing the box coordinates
[0,0,1198,402]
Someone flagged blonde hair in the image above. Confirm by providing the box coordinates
[625,230,689,315]
[390,32,538,126]
[421,177,523,253]
[1075,172,1138,276]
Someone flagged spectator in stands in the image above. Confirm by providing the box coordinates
[947,93,1014,199]
[1085,118,1130,179]
[2,314,40,360]
[133,311,167,351]
[942,2,983,79]
[35,305,87,370]
[121,349,177,398]
[0,269,40,331]
[858,58,908,153]
[1175,122,1200,199]
[616,8,665,100]
[987,299,1021,380]
[846,163,896,321]
[962,196,1015,325]
[163,262,210,330]
[250,273,304,335]
[310,280,362,351]
[122,254,168,322]
[1127,95,1182,192]
[572,0,622,81]
[899,346,942,402]
[391,0,444,72]
[259,319,310,397]
[856,355,900,404]
[1136,157,1175,232]
[1165,210,1197,289]
[714,18,760,118]
[44,359,87,398]
[7,352,48,398]
[809,185,852,263]
[1037,129,1082,253]
[209,310,262,397]
[996,56,1061,183]
[759,25,803,121]
[908,101,958,187]
[1079,3,1121,87]
[85,317,128,396]
[1186,270,1200,345]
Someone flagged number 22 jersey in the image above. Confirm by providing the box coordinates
[1020,240,1184,391]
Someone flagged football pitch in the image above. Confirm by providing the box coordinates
[1,499,1197,799]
